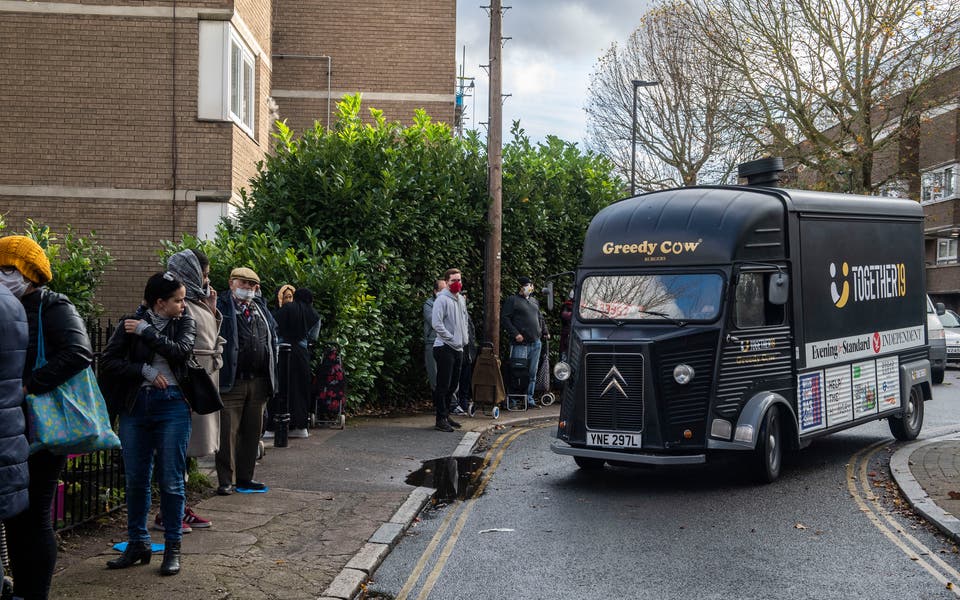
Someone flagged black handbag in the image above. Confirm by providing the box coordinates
[181,358,223,415]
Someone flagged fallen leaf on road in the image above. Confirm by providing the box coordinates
[949,491,960,500]
[794,523,807,530]
[479,528,515,534]
[947,582,954,590]
[868,471,878,477]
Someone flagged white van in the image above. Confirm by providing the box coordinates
[927,295,946,384]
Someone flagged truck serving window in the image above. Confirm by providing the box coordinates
[734,272,785,328]
[578,273,724,322]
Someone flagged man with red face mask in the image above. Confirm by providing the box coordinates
[431,268,469,432]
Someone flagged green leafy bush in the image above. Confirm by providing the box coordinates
[0,217,113,321]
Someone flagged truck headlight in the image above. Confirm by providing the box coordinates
[673,364,695,385]
[554,361,572,381]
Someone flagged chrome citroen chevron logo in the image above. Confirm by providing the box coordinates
[600,366,627,397]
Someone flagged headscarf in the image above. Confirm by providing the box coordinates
[276,287,320,342]
[277,284,296,307]
[166,249,206,302]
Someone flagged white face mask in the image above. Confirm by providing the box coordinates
[233,287,256,302]
[0,271,30,298]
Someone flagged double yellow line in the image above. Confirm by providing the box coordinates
[848,441,960,594]
[396,424,546,600]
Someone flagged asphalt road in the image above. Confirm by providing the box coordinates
[369,370,960,600]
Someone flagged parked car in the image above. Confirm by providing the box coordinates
[939,309,960,365]
[927,295,946,383]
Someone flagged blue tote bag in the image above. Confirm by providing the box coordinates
[26,303,120,455]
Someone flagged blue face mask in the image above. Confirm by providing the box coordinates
[0,270,30,298]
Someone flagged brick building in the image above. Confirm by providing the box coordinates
[872,67,960,310]
[0,0,456,317]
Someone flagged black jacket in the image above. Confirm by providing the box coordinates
[501,294,549,343]
[20,288,94,395]
[0,285,29,519]
[100,308,197,414]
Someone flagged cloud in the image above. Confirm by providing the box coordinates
[456,0,650,142]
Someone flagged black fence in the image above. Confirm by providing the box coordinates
[50,318,124,532]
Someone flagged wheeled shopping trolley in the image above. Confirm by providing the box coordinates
[471,343,505,419]
[309,344,346,430]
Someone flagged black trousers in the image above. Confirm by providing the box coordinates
[432,345,462,422]
[3,449,66,600]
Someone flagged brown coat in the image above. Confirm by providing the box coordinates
[185,298,225,458]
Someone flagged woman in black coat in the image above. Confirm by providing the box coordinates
[0,235,93,600]
[270,288,320,438]
[101,272,196,577]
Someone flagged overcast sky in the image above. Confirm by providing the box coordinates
[455,0,650,146]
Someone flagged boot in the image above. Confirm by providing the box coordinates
[159,540,181,576]
[106,541,152,569]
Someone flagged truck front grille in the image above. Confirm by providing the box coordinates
[585,352,644,432]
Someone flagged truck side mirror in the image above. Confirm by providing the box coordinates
[936,302,946,316]
[768,272,789,305]
[543,280,555,311]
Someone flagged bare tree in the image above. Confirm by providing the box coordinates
[585,2,755,191]
[685,0,960,193]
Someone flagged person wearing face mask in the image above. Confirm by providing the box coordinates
[423,278,447,392]
[431,268,469,432]
[161,248,224,531]
[214,267,278,495]
[0,235,93,600]
[501,276,550,409]
[101,272,196,576]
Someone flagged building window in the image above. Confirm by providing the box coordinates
[229,33,255,135]
[922,163,958,204]
[878,179,908,198]
[937,239,958,265]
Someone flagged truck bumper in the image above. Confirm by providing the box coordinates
[550,439,706,466]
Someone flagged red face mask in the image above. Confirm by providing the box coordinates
[448,281,462,294]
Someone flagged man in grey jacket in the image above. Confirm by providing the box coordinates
[431,268,469,432]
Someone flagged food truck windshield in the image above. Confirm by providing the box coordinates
[578,272,725,323]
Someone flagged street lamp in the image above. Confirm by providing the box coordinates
[631,79,660,196]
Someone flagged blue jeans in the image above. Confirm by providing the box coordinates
[119,386,192,542]
[512,339,541,405]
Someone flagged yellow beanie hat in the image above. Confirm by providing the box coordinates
[0,235,53,285]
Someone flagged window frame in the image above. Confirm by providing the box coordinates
[228,30,256,137]
[732,270,786,329]
[921,163,959,205]
[937,238,958,265]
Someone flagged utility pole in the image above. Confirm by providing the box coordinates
[483,0,504,354]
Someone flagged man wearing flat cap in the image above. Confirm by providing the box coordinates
[215,267,278,495]
[501,276,549,409]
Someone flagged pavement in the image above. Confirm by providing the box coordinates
[48,404,559,600]
[891,431,960,544]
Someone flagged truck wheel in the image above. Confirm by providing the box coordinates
[754,407,782,483]
[933,367,945,384]
[889,386,924,441]
[574,456,605,470]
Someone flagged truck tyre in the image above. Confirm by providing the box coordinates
[889,386,924,441]
[754,406,782,483]
[933,367,945,384]
[574,456,605,470]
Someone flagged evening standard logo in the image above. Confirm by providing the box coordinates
[806,325,924,367]
[602,239,702,256]
[828,261,906,309]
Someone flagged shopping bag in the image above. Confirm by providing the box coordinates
[180,358,223,415]
[26,301,120,455]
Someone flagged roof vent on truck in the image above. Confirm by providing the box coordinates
[738,157,784,187]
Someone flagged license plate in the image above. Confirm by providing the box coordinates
[587,431,641,448]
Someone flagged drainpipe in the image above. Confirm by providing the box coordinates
[171,0,178,238]
[272,53,333,128]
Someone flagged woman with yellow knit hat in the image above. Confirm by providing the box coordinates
[0,235,93,600]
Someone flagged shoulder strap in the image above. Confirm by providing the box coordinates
[34,299,46,369]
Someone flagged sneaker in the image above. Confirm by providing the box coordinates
[450,406,468,416]
[236,480,266,491]
[527,400,540,409]
[446,415,462,429]
[153,512,192,534]
[435,420,454,432]
[183,507,211,529]
[288,428,309,439]
[262,430,275,440]
[216,484,234,496]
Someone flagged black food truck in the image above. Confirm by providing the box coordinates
[549,159,931,482]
